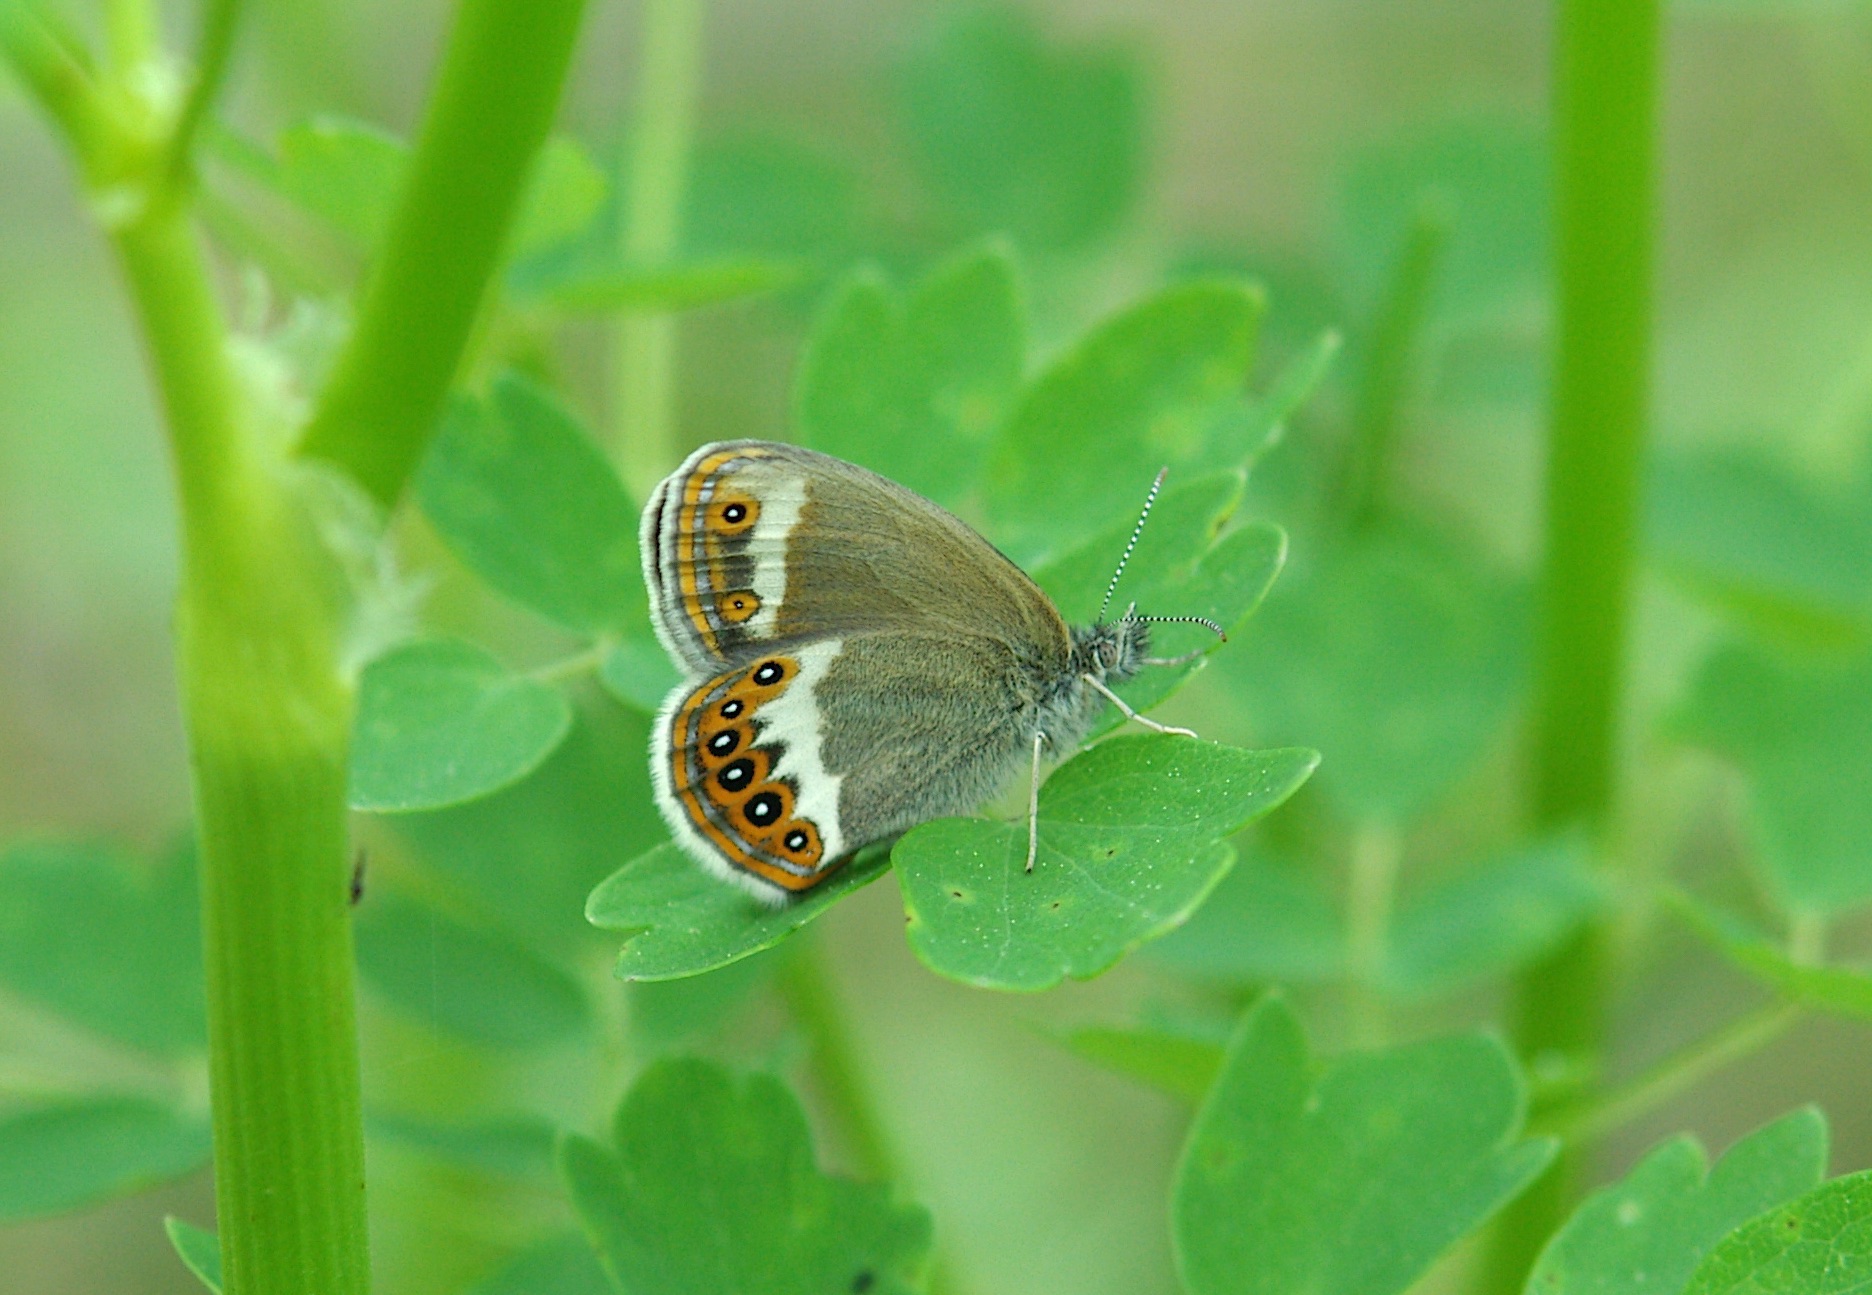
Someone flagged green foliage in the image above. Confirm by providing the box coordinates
[165,1216,223,1293]
[1673,643,1872,915]
[465,1236,612,1295]
[0,1097,211,1220]
[899,6,1143,252]
[897,737,1316,990]
[367,1112,559,1180]
[587,843,892,981]
[349,638,572,812]
[798,243,1024,506]
[1684,1170,1872,1295]
[1059,1024,1225,1103]
[988,280,1264,562]
[418,375,647,637]
[1149,836,1601,998]
[1669,893,1872,1019]
[561,1057,933,1294]
[0,840,204,1055]
[1173,996,1555,1295]
[354,892,590,1048]
[1224,526,1527,821]
[1649,448,1872,645]
[1527,1108,1829,1295]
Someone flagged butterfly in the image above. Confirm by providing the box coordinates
[642,441,1221,902]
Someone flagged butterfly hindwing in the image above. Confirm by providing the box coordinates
[653,643,849,900]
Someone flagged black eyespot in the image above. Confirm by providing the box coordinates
[723,502,746,524]
[707,730,739,757]
[745,792,782,826]
[720,699,744,719]
[784,830,808,852]
[718,759,754,792]
[753,660,784,686]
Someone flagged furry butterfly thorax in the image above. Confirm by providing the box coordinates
[642,440,1209,903]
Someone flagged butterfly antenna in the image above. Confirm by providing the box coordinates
[1099,467,1169,623]
[1140,613,1228,643]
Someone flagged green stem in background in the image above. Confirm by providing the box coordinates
[1483,0,1664,1289]
[1535,1001,1803,1146]
[1345,821,1402,1046]
[777,936,969,1295]
[1344,195,1451,530]
[299,0,591,507]
[613,0,705,497]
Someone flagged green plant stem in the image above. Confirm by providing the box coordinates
[1483,0,1663,1289]
[613,0,705,496]
[778,936,968,1295]
[1536,1001,1803,1145]
[1346,820,1402,1046]
[299,0,591,507]
[1345,196,1450,529]
[118,192,370,1295]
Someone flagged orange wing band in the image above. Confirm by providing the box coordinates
[668,655,833,892]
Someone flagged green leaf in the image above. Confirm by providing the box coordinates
[1223,525,1527,821]
[164,1217,223,1293]
[1685,1169,1872,1295]
[1146,847,1345,984]
[511,256,800,315]
[466,1236,612,1295]
[1335,115,1548,319]
[598,636,682,713]
[1059,1024,1225,1103]
[512,136,606,260]
[272,115,406,250]
[1527,1108,1829,1295]
[367,1112,559,1180]
[417,373,645,637]
[1174,996,1555,1295]
[0,1097,212,1220]
[262,119,602,265]
[587,843,892,982]
[394,703,665,955]
[1648,448,1872,646]
[1384,836,1603,997]
[684,132,860,270]
[348,638,572,813]
[560,1057,932,1294]
[895,736,1318,991]
[355,892,590,1048]
[987,281,1263,562]
[900,6,1143,251]
[1672,644,1872,916]
[797,243,1024,507]
[1668,892,1872,1019]
[0,840,204,1055]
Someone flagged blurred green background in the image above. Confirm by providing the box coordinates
[3,0,1871,1292]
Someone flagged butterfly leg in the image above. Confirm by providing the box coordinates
[1081,673,1198,739]
[1026,731,1045,873]
[1143,647,1208,668]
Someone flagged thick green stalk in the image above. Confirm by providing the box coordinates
[299,0,590,506]
[118,194,369,1295]
[613,0,705,496]
[1481,0,1663,1289]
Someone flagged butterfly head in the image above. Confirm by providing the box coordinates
[1072,612,1152,684]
